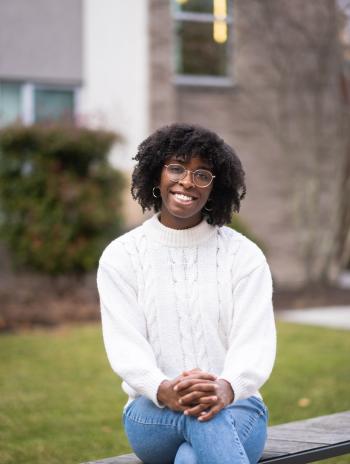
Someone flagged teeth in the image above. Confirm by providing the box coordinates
[174,193,194,201]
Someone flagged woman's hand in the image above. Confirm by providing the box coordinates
[157,378,185,412]
[157,370,217,412]
[174,370,235,421]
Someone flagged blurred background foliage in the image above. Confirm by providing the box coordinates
[229,215,265,252]
[0,125,125,274]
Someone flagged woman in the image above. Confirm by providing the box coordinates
[97,123,276,464]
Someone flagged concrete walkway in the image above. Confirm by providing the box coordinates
[276,306,350,330]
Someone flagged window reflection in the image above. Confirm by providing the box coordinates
[175,20,229,76]
[34,89,74,124]
[0,82,21,126]
[173,0,231,79]
[174,0,213,14]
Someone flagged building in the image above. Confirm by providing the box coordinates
[0,0,345,286]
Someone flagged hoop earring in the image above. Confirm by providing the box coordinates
[203,199,213,212]
[152,186,161,198]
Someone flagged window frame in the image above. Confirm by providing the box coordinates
[172,1,234,87]
[0,80,80,127]
[33,83,79,124]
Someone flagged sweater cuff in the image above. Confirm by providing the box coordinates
[138,370,171,408]
[219,373,251,403]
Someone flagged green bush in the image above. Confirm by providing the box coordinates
[228,215,265,252]
[0,124,125,274]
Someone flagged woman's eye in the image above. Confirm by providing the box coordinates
[169,165,184,174]
[196,171,210,182]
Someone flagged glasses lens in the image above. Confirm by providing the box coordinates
[194,169,213,187]
[166,164,185,180]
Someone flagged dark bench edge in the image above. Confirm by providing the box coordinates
[260,440,350,464]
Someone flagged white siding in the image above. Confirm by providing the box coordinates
[82,0,150,169]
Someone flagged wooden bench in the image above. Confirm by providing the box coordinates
[81,410,350,464]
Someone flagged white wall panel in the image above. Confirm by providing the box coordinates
[81,0,149,169]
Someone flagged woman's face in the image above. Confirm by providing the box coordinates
[158,155,213,229]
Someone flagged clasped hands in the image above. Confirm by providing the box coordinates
[157,368,234,422]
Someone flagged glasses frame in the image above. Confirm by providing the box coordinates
[164,164,215,188]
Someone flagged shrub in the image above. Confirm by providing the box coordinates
[228,215,265,252]
[0,124,125,274]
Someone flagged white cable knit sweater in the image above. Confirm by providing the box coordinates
[97,214,276,408]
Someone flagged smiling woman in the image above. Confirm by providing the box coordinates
[97,123,276,464]
[131,123,246,227]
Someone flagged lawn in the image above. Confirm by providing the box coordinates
[0,322,349,464]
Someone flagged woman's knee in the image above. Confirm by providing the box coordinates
[175,442,197,464]
[123,396,185,464]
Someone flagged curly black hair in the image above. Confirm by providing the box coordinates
[131,123,246,226]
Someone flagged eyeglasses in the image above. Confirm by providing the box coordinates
[164,164,215,188]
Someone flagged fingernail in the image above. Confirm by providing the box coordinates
[198,417,203,421]
[173,386,178,391]
[178,399,182,404]
[184,410,189,415]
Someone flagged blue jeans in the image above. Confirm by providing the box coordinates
[123,395,268,464]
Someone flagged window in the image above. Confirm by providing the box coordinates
[0,82,22,126]
[0,81,78,127]
[172,0,233,86]
[34,88,75,123]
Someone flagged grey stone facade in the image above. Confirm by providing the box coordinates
[148,0,343,286]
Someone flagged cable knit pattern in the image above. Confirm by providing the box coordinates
[168,247,194,369]
[97,213,276,409]
[216,229,225,335]
[138,233,162,365]
[186,246,210,371]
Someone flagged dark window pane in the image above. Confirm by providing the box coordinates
[0,82,21,126]
[175,21,229,76]
[34,89,74,123]
[174,0,213,14]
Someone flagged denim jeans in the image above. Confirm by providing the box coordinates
[123,395,268,464]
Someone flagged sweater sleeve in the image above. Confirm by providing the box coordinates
[97,243,169,407]
[219,254,276,402]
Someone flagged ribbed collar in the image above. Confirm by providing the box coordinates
[143,213,217,248]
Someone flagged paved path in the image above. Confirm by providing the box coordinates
[276,306,350,330]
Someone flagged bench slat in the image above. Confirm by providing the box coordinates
[82,457,141,464]
[268,430,350,444]
[264,440,325,454]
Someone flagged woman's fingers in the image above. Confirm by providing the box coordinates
[174,376,217,392]
[183,402,208,417]
[198,404,223,422]
[179,389,217,406]
[177,383,217,402]
[183,395,221,417]
[175,371,217,386]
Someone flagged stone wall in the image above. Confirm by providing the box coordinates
[147,0,334,286]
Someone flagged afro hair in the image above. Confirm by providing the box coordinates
[131,123,246,226]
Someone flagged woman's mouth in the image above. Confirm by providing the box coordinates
[172,192,197,204]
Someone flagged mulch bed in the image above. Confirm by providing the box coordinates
[1,273,350,333]
[273,285,350,310]
[0,273,100,332]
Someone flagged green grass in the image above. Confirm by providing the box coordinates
[0,322,349,464]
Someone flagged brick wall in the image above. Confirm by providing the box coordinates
[148,0,343,286]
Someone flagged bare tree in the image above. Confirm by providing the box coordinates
[235,0,350,283]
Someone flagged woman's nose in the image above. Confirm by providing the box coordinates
[179,170,194,187]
